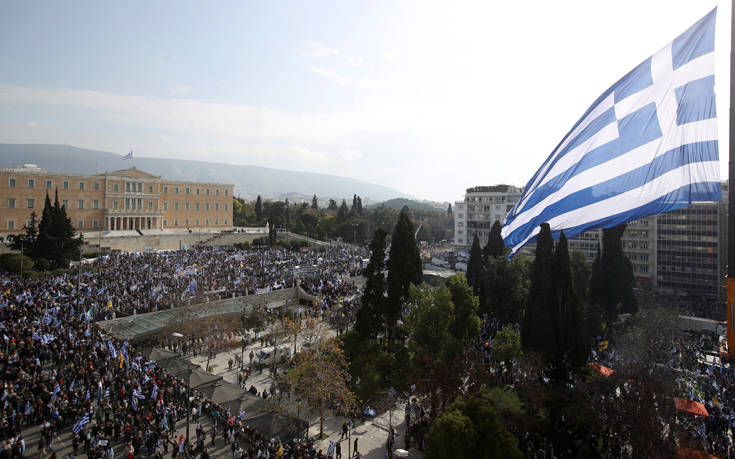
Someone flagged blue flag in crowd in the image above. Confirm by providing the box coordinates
[107,340,117,359]
[502,9,720,255]
[72,412,90,434]
[131,395,138,411]
[151,383,158,400]
[50,383,60,401]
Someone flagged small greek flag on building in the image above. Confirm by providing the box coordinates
[502,9,720,255]
[72,412,90,434]
[123,150,133,160]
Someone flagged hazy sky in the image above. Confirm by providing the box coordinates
[0,1,729,202]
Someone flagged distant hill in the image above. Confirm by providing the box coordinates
[366,197,448,212]
[0,144,413,202]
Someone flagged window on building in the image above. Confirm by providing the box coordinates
[46,180,52,189]
[26,199,34,209]
[185,219,189,226]
[174,219,178,226]
[196,203,200,211]
[196,219,200,225]
[206,188,210,196]
[164,186,168,193]
[28,179,34,188]
[215,203,219,211]
[149,185,153,193]
[205,219,209,225]
[93,219,99,228]
[186,187,190,194]
[78,200,84,209]
[163,219,168,227]
[458,214,464,218]
[113,183,119,192]
[8,178,15,188]
[94,182,100,191]
[7,198,15,209]
[148,201,153,210]
[113,201,118,210]
[196,188,200,195]
[77,220,84,229]
[185,202,190,211]
[215,219,218,225]
[175,187,179,194]
[62,200,68,208]
[63,181,69,189]
[224,203,228,211]
[174,202,179,210]
[79,182,84,190]
[206,203,210,211]
[224,219,228,225]
[126,182,130,192]
[163,202,168,210]
[215,189,219,196]
[225,190,228,196]
[7,221,14,230]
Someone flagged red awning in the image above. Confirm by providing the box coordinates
[674,398,709,417]
[588,362,614,377]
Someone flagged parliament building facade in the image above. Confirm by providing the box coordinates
[0,165,234,235]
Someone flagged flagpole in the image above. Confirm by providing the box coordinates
[727,0,735,361]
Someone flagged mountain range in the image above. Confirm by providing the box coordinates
[0,144,413,202]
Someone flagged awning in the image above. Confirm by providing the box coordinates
[674,397,709,417]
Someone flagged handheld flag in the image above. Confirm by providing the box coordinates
[72,412,90,434]
[502,9,719,255]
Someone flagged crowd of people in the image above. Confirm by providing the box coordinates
[0,244,370,458]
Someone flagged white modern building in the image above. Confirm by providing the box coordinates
[453,185,523,247]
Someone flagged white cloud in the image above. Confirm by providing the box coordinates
[306,66,351,86]
[347,57,363,67]
[302,40,338,59]
[168,85,192,96]
[337,150,363,160]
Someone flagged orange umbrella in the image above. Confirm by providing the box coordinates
[674,397,709,417]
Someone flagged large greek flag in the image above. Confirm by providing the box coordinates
[502,9,720,255]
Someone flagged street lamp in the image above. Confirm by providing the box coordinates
[172,332,192,447]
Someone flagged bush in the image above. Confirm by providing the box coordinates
[252,237,269,247]
[35,258,50,271]
[0,253,34,274]
[234,241,252,250]
[82,251,100,259]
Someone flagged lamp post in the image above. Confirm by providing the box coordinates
[77,245,82,310]
[172,332,191,447]
[241,337,246,371]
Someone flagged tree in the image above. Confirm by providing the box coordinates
[466,235,483,294]
[521,223,558,361]
[426,393,522,459]
[570,249,591,305]
[10,211,38,252]
[478,255,531,324]
[328,199,337,210]
[311,194,318,209]
[589,225,637,320]
[283,316,303,355]
[447,203,453,219]
[356,196,363,215]
[482,220,506,258]
[552,232,588,369]
[445,273,480,342]
[386,207,422,347]
[337,200,349,221]
[490,325,522,381]
[355,228,387,340]
[287,338,357,439]
[255,195,263,221]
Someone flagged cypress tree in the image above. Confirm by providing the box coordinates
[386,207,423,347]
[521,223,559,360]
[553,232,588,369]
[589,225,637,320]
[482,220,506,258]
[255,195,263,221]
[466,234,483,294]
[337,200,349,221]
[447,203,453,219]
[311,195,318,209]
[33,193,55,261]
[356,228,387,339]
[356,196,363,215]
[10,211,38,253]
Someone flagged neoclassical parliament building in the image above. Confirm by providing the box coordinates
[0,165,234,235]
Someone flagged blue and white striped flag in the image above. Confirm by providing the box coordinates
[502,9,720,255]
[107,340,117,359]
[51,383,60,401]
[133,388,146,400]
[327,441,335,457]
[72,412,90,434]
[104,388,110,399]
[131,395,138,411]
[151,382,158,400]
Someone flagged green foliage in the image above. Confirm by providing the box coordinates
[482,220,507,258]
[341,330,409,402]
[479,255,531,324]
[589,225,637,320]
[553,233,588,369]
[355,229,387,340]
[254,195,263,221]
[426,393,523,459]
[337,199,349,221]
[233,241,252,250]
[466,234,483,295]
[311,194,318,209]
[445,274,481,342]
[386,207,422,346]
[33,191,83,270]
[491,325,522,367]
[0,253,34,274]
[9,211,38,252]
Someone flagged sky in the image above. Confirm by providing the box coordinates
[0,0,729,202]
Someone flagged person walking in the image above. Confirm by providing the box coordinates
[340,422,348,441]
[353,438,359,458]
